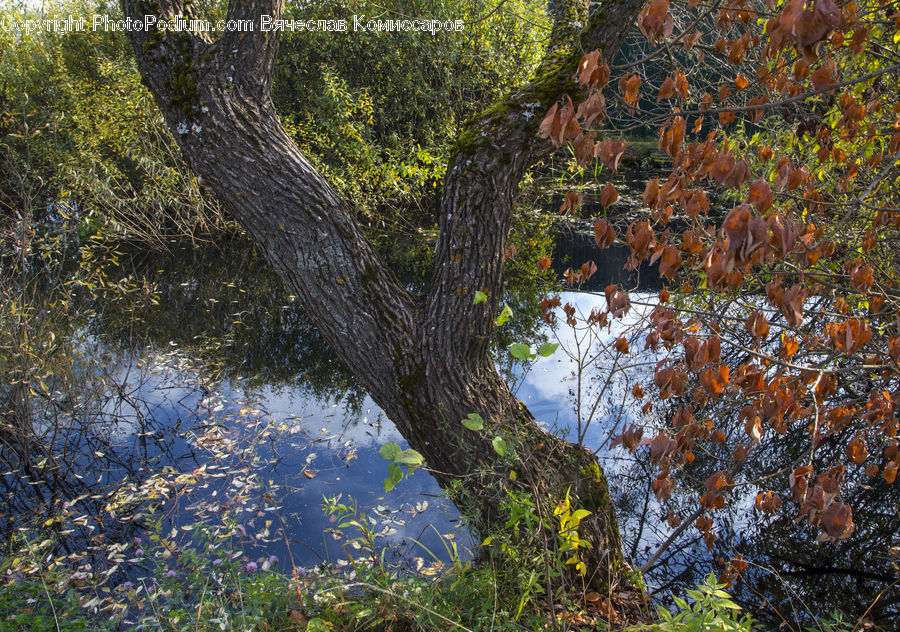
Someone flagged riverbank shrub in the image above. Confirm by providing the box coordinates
[0,0,548,244]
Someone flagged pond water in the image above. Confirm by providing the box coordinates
[2,224,897,628]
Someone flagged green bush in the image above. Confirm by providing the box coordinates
[648,573,754,632]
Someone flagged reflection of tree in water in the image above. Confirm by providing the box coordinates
[617,334,900,629]
[0,247,207,569]
[84,236,367,408]
[532,272,897,628]
[86,229,556,408]
[21,217,895,625]
[3,210,556,566]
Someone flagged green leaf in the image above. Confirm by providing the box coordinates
[537,342,559,357]
[474,290,487,304]
[379,442,402,461]
[495,304,513,326]
[570,509,592,524]
[385,462,404,491]
[395,449,424,466]
[492,436,508,457]
[307,618,330,632]
[509,343,532,360]
[461,413,484,431]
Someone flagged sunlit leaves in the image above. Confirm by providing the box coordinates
[593,138,627,172]
[611,424,644,452]
[701,471,732,510]
[537,342,559,357]
[380,442,424,491]
[699,364,729,397]
[620,74,642,110]
[746,179,773,212]
[745,311,769,340]
[755,491,782,514]
[576,91,607,128]
[655,245,682,281]
[559,191,583,214]
[379,442,403,462]
[604,284,631,318]
[658,76,676,101]
[826,319,872,353]
[538,97,579,148]
[576,51,609,89]
[818,502,855,544]
[846,433,868,465]
[495,304,513,327]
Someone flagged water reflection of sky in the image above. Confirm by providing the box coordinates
[59,290,651,576]
[6,276,896,627]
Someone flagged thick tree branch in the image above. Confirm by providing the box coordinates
[426,0,647,364]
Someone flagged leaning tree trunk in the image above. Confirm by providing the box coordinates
[122,0,646,588]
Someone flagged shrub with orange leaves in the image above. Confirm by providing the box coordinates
[538,0,900,559]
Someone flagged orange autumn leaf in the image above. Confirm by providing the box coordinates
[781,335,800,358]
[600,183,619,208]
[700,364,729,395]
[594,138,627,173]
[819,502,855,544]
[611,424,644,452]
[747,179,774,212]
[745,310,770,340]
[846,433,868,465]
[594,218,616,249]
[810,62,836,90]
[755,491,782,514]
[658,76,676,101]
[559,190,583,214]
[656,245,682,281]
[638,0,672,43]
[623,74,642,107]
[884,462,898,484]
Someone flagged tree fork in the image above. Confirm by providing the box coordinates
[122,0,644,588]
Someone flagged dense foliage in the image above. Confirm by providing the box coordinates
[274,0,549,221]
[0,0,547,241]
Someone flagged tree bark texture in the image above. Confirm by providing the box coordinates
[122,0,646,588]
